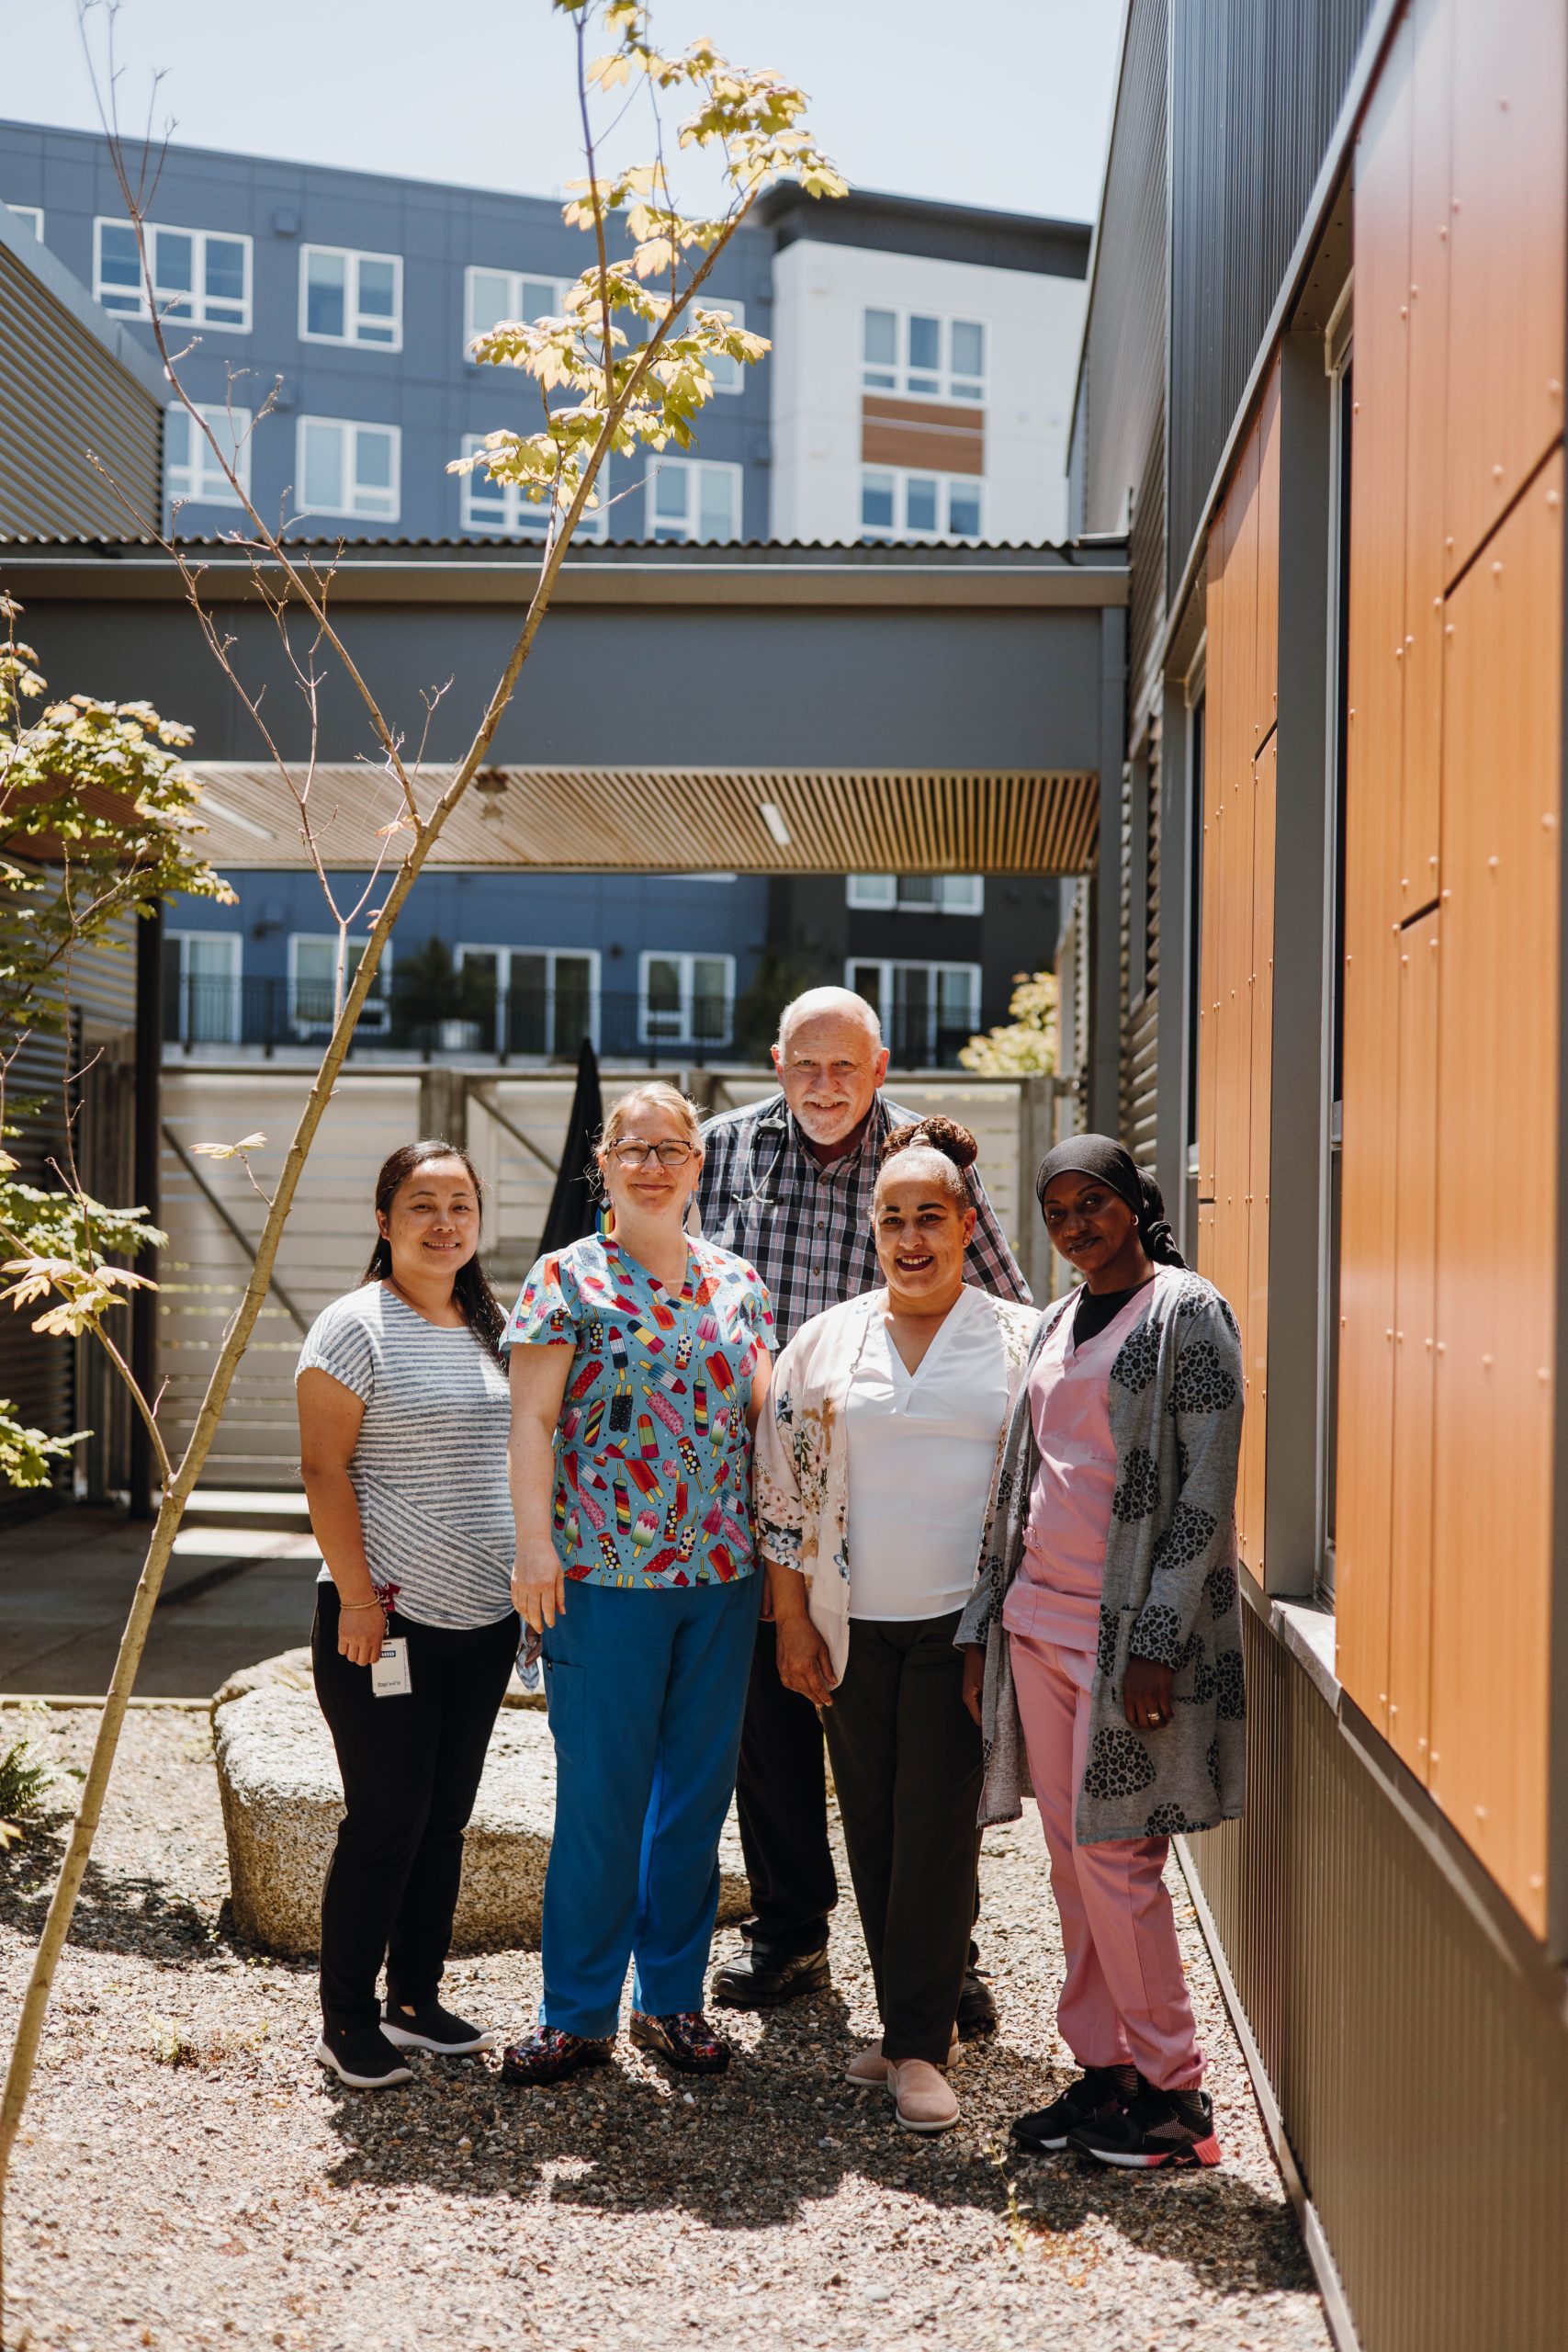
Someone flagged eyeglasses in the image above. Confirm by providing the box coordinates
[606,1138,698,1170]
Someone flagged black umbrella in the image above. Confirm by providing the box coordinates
[537,1035,604,1256]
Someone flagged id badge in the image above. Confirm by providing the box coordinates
[371,1637,412,1698]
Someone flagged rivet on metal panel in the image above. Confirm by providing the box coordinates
[1430,1749,1440,1763]
[1437,1341,1447,1353]
[1385,1329,1393,1340]
[1432,595,1442,609]
[1489,855,1499,869]
[1393,644,1404,659]
[1540,1369,1551,1382]
[1445,624,1455,637]
[1544,815,1557,830]
[1550,386,1563,402]
[1438,225,1448,241]
[1483,1354,1494,1368]
[1492,470,1505,486]
[1451,198,1461,211]
[1425,1337,1434,1350]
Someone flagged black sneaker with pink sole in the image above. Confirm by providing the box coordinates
[1069,2081,1222,2169]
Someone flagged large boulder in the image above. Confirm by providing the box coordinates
[213,1669,750,1959]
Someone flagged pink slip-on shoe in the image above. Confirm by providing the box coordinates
[889,2058,959,2134]
[845,2028,960,2087]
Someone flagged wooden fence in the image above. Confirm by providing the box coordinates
[157,1064,1068,1487]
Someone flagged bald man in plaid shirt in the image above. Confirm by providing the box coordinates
[696,986,1030,2030]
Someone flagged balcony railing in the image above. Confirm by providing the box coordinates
[162,976,1004,1071]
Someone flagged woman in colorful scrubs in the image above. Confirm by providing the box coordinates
[960,1136,1245,2170]
[500,1082,773,2086]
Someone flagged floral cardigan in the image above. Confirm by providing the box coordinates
[754,1287,1042,1681]
[956,1266,1247,1846]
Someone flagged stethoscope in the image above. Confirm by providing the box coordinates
[733,1106,791,1210]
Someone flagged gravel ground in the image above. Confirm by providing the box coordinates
[0,1702,1330,2352]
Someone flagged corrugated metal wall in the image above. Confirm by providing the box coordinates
[1187,1606,1568,2352]
[0,240,161,538]
[1077,0,1168,695]
[1168,0,1376,598]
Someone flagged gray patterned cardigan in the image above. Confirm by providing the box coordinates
[955,1265,1246,1845]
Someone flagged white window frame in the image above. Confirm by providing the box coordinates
[454,944,602,1054]
[6,203,42,240]
[93,216,253,331]
[457,435,607,540]
[701,297,746,394]
[648,456,743,545]
[298,243,403,351]
[846,875,985,915]
[287,933,392,1037]
[463,266,569,356]
[164,402,252,510]
[861,305,986,404]
[860,466,983,546]
[846,957,982,1057]
[165,931,243,1045]
[637,951,735,1047]
[295,416,400,523]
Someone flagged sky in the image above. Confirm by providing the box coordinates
[6,0,1122,224]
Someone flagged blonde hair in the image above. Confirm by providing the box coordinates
[599,1081,703,1153]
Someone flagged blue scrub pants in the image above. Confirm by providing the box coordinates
[538,1572,762,2037]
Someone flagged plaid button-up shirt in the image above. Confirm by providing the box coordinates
[695,1091,1032,1347]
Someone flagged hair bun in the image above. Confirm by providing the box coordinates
[881,1114,979,1172]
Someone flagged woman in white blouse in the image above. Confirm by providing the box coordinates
[756,1119,1038,2133]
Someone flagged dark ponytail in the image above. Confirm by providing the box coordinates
[361,1138,507,1360]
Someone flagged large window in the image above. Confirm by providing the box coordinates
[6,203,42,240]
[464,267,567,353]
[862,307,985,404]
[288,935,392,1036]
[456,944,599,1056]
[164,932,242,1045]
[846,875,984,915]
[649,457,742,544]
[457,435,607,539]
[639,952,734,1046]
[165,403,251,509]
[701,298,746,394]
[861,468,982,545]
[296,417,400,522]
[848,958,980,1061]
[299,244,401,349]
[95,217,251,330]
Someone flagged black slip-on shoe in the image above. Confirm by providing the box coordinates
[1069,2083,1222,2169]
[629,2009,731,2075]
[1011,2065,1136,2154]
[498,2027,614,2087]
[710,1941,830,2010]
[955,1965,998,2041]
[315,2025,413,2090]
[381,1999,500,2054]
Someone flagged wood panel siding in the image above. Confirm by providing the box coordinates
[1240,734,1277,1572]
[1253,368,1281,754]
[1196,368,1280,1578]
[1429,458,1561,1936]
[1400,0,1454,911]
[1388,909,1439,1778]
[860,397,985,477]
[1336,24,1415,1728]
[1336,3,1566,1929]
[1443,0,1566,582]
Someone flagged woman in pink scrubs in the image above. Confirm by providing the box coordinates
[958,1135,1245,2171]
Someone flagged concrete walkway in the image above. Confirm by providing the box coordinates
[0,1498,323,1697]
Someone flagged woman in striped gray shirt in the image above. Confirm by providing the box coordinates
[297,1138,519,2090]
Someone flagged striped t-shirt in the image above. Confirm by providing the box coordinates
[296,1283,514,1630]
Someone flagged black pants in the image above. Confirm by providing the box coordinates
[311,1585,519,2031]
[734,1617,840,1954]
[820,1611,983,2067]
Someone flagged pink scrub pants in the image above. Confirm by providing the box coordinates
[1010,1629,1203,2091]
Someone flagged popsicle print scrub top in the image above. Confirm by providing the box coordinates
[502,1231,775,2041]
[503,1232,774,1587]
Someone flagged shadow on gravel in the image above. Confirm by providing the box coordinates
[0,1825,225,1968]
[315,2001,1310,2301]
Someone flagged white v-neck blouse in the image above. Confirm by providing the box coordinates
[843,1283,1010,1621]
